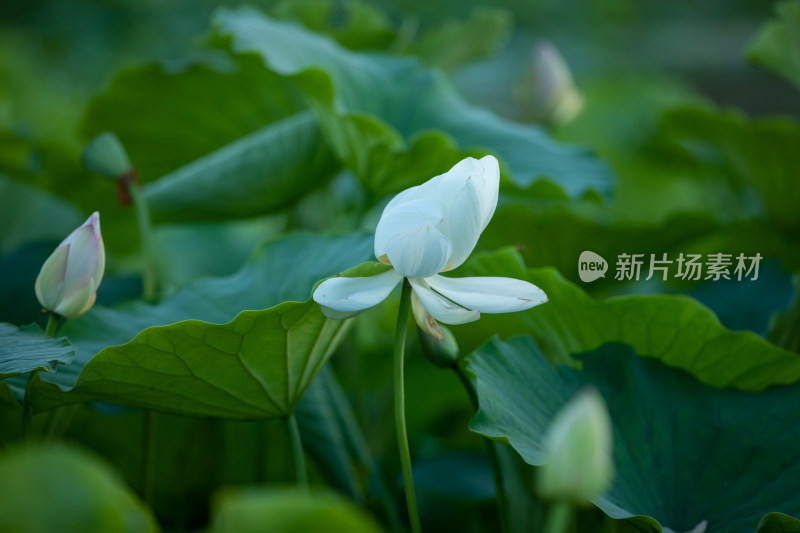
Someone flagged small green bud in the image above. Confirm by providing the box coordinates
[418,323,460,368]
[82,132,133,179]
[538,388,614,504]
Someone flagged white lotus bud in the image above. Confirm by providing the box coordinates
[34,212,105,319]
[529,41,583,126]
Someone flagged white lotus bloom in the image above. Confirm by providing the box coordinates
[35,212,105,319]
[313,156,547,326]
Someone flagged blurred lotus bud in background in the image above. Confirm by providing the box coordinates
[83,132,139,206]
[82,132,133,179]
[538,388,614,504]
[518,41,584,126]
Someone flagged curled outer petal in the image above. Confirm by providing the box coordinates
[426,274,547,313]
[313,269,402,319]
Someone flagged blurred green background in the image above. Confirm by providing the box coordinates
[2,1,800,531]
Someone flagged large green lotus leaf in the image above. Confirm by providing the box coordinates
[152,215,287,292]
[271,0,395,51]
[0,444,158,533]
[1,233,372,403]
[213,7,614,198]
[70,232,370,372]
[82,54,337,221]
[688,261,795,337]
[747,1,800,91]
[81,54,307,182]
[0,323,76,379]
[31,299,351,418]
[454,248,800,391]
[28,256,384,418]
[468,336,800,532]
[142,111,337,221]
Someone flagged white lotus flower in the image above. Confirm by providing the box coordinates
[313,156,547,326]
[35,212,105,319]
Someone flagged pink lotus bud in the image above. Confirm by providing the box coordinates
[34,212,106,319]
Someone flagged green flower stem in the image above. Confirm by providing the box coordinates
[128,176,158,506]
[543,501,573,533]
[394,280,422,533]
[130,172,173,505]
[140,410,157,505]
[22,314,60,437]
[454,365,509,533]
[128,184,157,302]
[44,313,60,337]
[287,413,308,489]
